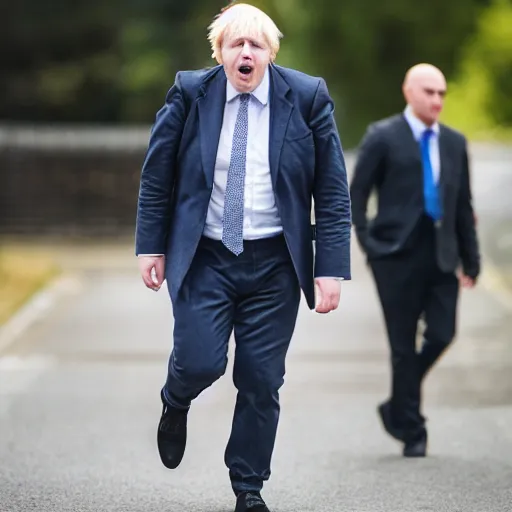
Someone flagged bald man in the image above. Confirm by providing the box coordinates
[350,63,480,457]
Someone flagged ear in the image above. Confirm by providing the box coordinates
[213,47,223,64]
[214,38,224,64]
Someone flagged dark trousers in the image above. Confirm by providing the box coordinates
[369,216,459,439]
[163,234,301,494]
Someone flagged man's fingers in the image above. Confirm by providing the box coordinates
[138,256,165,291]
[330,296,340,310]
[460,275,475,289]
[142,268,157,289]
[316,304,334,313]
[315,293,337,313]
[315,280,341,313]
[154,259,165,286]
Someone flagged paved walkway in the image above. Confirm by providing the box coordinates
[1,145,512,511]
[1,239,512,511]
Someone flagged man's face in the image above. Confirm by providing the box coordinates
[405,73,446,126]
[220,31,271,93]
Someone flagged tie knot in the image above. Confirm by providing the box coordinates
[422,128,434,141]
[239,93,250,104]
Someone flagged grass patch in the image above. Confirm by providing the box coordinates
[0,246,60,326]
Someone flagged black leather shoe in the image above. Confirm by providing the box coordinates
[157,391,188,469]
[234,492,270,512]
[377,401,405,441]
[403,430,427,457]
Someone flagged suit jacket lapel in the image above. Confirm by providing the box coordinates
[197,68,227,189]
[269,65,293,189]
[438,125,450,206]
[399,114,423,161]
[398,115,424,193]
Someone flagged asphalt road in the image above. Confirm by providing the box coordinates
[0,144,511,512]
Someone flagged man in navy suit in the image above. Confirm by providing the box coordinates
[135,4,351,511]
[350,64,480,459]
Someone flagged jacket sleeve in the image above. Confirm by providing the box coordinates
[349,124,386,253]
[310,79,352,280]
[135,73,187,255]
[456,139,481,279]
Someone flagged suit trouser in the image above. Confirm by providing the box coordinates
[163,234,301,493]
[369,216,459,440]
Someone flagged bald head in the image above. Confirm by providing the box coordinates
[404,63,445,88]
[402,63,446,126]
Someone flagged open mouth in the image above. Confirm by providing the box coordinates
[239,65,253,75]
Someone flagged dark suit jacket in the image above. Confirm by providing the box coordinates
[135,64,351,309]
[350,113,480,279]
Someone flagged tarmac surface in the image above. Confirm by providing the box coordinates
[0,144,511,512]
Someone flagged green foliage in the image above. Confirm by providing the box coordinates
[117,2,226,121]
[0,1,123,121]
[1,0,503,145]
[270,0,488,146]
[442,0,512,140]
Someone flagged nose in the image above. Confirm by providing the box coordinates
[241,41,252,58]
[430,93,442,110]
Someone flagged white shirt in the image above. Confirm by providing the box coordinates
[203,68,282,240]
[403,105,440,184]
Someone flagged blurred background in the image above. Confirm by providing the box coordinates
[0,0,511,321]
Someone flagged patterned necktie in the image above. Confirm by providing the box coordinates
[222,93,250,255]
[420,128,442,221]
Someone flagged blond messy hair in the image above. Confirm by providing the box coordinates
[208,3,283,63]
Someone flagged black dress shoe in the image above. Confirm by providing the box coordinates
[377,401,405,441]
[234,492,270,512]
[403,430,427,458]
[157,391,188,469]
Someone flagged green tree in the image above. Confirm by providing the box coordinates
[0,0,493,141]
[118,1,227,121]
[442,0,512,138]
[0,0,122,122]
[270,0,490,146]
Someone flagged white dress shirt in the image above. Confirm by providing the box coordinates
[403,105,440,184]
[203,67,282,241]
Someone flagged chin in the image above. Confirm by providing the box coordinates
[236,81,255,94]
[236,81,252,92]
[430,111,442,122]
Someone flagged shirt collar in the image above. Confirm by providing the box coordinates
[403,105,440,140]
[226,66,269,106]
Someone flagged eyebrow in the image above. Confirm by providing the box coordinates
[232,37,264,46]
[423,87,446,95]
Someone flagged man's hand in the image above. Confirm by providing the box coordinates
[314,278,341,313]
[138,256,165,291]
[460,274,476,289]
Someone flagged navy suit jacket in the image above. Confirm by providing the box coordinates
[135,64,351,309]
[350,114,480,279]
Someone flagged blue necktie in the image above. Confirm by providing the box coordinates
[222,93,250,255]
[420,129,442,221]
